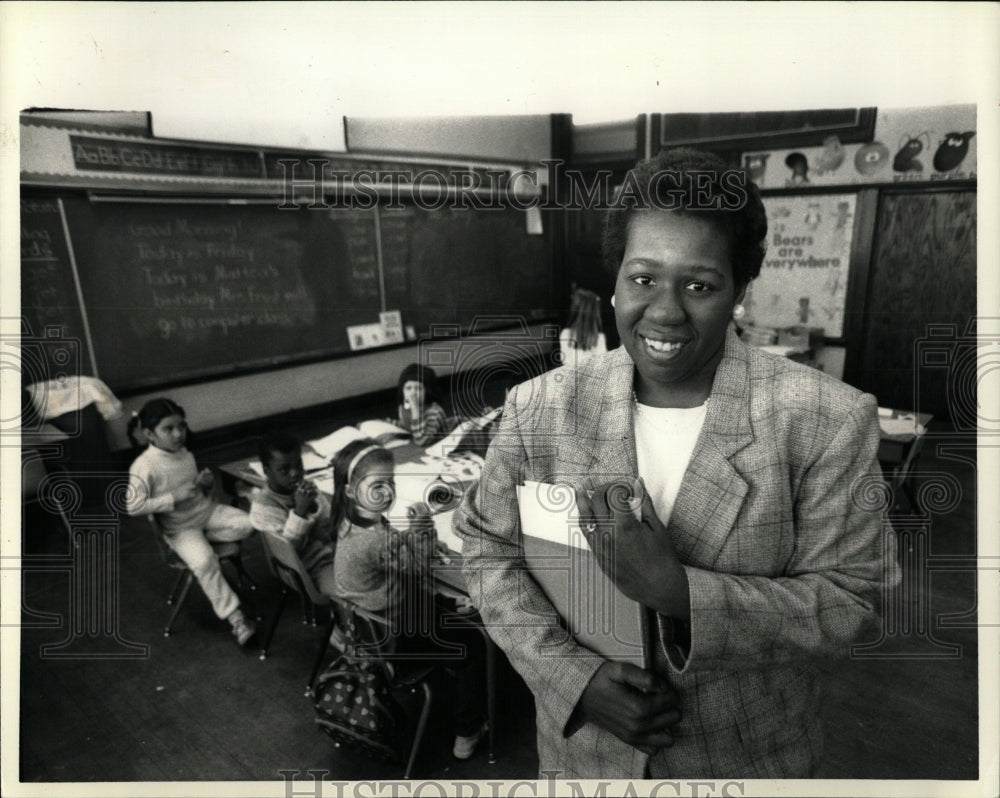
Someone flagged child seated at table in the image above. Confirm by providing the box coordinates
[395,363,450,446]
[125,397,256,647]
[249,432,338,595]
[250,432,349,649]
[331,437,488,759]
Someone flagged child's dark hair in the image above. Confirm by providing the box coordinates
[396,363,439,408]
[126,397,185,450]
[330,437,394,533]
[258,431,302,469]
[566,288,603,352]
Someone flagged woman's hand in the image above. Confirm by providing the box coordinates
[576,478,690,619]
[570,661,681,753]
[293,480,319,518]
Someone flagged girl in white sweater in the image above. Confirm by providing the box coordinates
[125,398,256,646]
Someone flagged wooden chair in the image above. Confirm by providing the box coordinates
[147,515,259,637]
[257,529,342,688]
[326,597,438,780]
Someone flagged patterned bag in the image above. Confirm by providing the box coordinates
[313,654,405,761]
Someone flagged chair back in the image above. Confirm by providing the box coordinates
[22,450,74,539]
[259,529,329,608]
[22,454,49,501]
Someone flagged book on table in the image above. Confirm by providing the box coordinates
[308,420,411,460]
[517,480,650,668]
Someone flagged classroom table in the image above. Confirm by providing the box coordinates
[876,408,933,511]
[218,435,499,764]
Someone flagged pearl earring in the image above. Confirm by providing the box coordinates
[610,295,616,308]
[732,303,746,320]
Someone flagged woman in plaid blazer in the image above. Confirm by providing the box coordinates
[455,149,899,779]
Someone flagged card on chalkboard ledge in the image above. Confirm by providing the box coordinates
[379,310,404,344]
[346,323,384,351]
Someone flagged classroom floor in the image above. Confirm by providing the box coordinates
[17,423,978,783]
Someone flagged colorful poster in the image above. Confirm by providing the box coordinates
[742,104,976,189]
[747,194,856,338]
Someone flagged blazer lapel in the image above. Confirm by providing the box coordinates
[555,331,754,567]
[556,348,637,488]
[667,328,754,567]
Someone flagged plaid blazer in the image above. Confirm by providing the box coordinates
[456,327,899,779]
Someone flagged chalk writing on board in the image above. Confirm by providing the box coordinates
[20,199,84,338]
[42,195,552,393]
[122,215,315,343]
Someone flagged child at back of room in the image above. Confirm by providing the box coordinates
[560,287,607,365]
[331,438,488,760]
[125,398,257,647]
[395,363,450,446]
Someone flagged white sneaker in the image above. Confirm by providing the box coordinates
[228,609,256,647]
[452,723,487,760]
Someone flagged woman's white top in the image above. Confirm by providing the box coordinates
[633,400,708,527]
[559,329,607,366]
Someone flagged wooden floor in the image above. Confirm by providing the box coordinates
[16,424,979,783]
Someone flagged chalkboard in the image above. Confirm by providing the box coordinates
[61,198,381,390]
[380,205,554,337]
[20,197,88,380]
[22,194,556,394]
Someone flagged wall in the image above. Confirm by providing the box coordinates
[344,115,553,163]
[18,113,563,449]
[108,324,555,449]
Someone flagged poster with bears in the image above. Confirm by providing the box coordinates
[745,194,856,338]
[743,104,976,189]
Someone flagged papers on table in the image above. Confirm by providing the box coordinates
[358,418,410,442]
[302,450,330,471]
[878,415,926,438]
[307,421,411,460]
[308,426,368,460]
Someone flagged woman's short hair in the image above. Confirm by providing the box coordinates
[602,147,768,288]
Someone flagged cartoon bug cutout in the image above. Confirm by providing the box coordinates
[933,131,975,172]
[893,132,931,173]
[743,153,770,182]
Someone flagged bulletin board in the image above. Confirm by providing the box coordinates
[745,194,857,338]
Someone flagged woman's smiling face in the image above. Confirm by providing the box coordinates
[614,210,744,406]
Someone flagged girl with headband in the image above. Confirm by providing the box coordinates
[330,438,488,760]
